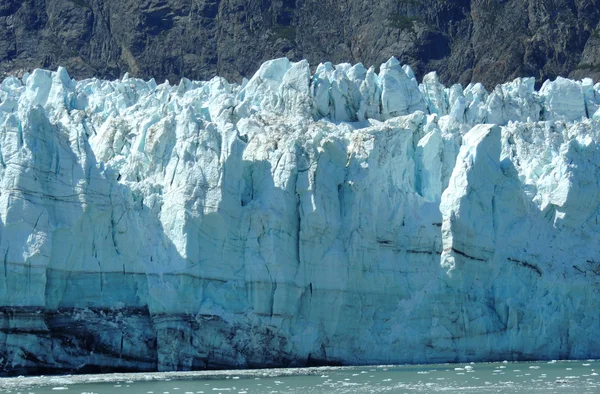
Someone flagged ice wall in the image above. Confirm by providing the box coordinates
[0,57,599,374]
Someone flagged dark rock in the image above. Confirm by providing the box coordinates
[0,0,599,89]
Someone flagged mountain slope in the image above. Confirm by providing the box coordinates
[1,0,600,88]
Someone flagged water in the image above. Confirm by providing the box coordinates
[1,360,599,393]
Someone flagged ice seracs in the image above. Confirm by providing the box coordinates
[440,124,504,272]
[0,57,598,374]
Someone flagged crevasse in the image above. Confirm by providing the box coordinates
[0,57,598,374]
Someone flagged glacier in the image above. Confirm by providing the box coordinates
[0,56,599,374]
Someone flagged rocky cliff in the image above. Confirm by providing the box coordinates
[0,57,599,375]
[1,0,600,88]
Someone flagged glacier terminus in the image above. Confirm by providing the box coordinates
[0,57,599,374]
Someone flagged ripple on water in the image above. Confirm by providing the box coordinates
[2,360,599,394]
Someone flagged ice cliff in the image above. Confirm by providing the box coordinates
[0,57,599,374]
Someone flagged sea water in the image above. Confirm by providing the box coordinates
[1,360,598,393]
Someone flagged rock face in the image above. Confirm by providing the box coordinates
[0,58,599,375]
[1,0,600,88]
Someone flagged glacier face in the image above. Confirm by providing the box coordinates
[0,57,599,374]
